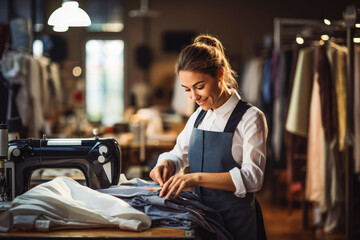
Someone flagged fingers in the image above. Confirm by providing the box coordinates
[162,167,170,183]
[149,167,164,186]
[148,186,162,191]
[165,177,184,199]
[174,181,186,199]
[159,177,171,198]
[159,176,187,199]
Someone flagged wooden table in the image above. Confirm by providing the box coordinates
[0,227,195,239]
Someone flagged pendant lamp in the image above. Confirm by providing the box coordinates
[48,0,91,27]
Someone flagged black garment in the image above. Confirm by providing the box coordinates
[0,73,8,123]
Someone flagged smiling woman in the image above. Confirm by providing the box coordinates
[149,34,268,240]
[179,71,231,111]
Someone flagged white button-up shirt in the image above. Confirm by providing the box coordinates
[157,92,268,198]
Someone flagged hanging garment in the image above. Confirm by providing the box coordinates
[305,71,326,203]
[354,46,360,173]
[99,176,233,240]
[9,18,32,50]
[240,58,264,107]
[261,56,273,105]
[284,47,311,188]
[0,177,151,232]
[0,23,10,58]
[188,100,266,240]
[0,51,31,128]
[319,44,345,233]
[37,56,52,119]
[0,73,8,123]
[271,48,294,164]
[331,43,348,152]
[28,56,43,138]
[271,49,280,99]
[285,47,315,136]
[318,44,344,208]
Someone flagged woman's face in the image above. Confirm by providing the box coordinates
[179,70,225,111]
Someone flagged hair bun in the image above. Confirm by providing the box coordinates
[194,34,224,54]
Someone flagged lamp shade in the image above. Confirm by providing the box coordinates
[48,1,91,27]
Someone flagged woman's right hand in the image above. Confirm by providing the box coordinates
[149,159,176,187]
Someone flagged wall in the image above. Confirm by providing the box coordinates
[2,0,358,108]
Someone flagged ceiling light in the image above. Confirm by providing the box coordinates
[129,0,160,18]
[321,35,329,41]
[53,25,69,32]
[48,1,91,27]
[323,19,331,25]
[296,35,304,45]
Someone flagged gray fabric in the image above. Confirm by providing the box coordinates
[98,177,232,240]
[9,18,32,50]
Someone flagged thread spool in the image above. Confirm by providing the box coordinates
[0,124,8,159]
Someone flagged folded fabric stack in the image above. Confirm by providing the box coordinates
[98,176,233,240]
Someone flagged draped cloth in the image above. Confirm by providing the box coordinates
[0,177,151,232]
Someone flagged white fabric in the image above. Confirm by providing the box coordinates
[28,56,43,138]
[157,92,268,198]
[6,177,151,232]
[240,58,264,107]
[50,62,63,106]
[37,56,51,117]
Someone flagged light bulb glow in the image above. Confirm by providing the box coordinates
[321,35,329,41]
[296,36,304,45]
[53,25,69,32]
[354,38,360,43]
[324,19,331,25]
[72,66,82,77]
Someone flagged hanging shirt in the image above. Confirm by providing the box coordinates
[157,92,268,198]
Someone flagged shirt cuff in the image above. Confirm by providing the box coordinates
[229,167,247,198]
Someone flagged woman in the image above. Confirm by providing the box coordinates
[149,34,268,240]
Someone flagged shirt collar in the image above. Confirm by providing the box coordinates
[211,91,241,116]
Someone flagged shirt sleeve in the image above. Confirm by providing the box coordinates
[230,108,268,198]
[157,108,201,174]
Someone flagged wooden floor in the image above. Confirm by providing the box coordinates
[258,190,345,240]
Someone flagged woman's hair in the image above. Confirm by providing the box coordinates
[175,34,238,90]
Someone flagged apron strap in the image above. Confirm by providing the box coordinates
[224,99,252,133]
[193,109,207,128]
[193,99,251,131]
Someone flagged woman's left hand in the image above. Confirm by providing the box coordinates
[159,173,198,199]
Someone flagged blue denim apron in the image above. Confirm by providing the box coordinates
[188,100,266,240]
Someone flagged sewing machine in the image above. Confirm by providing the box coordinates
[0,130,122,210]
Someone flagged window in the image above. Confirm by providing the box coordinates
[85,40,124,126]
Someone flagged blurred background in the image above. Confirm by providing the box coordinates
[0,0,360,239]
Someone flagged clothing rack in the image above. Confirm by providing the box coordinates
[343,5,357,240]
[273,17,327,231]
[273,17,349,52]
[274,9,359,239]
[274,18,323,51]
